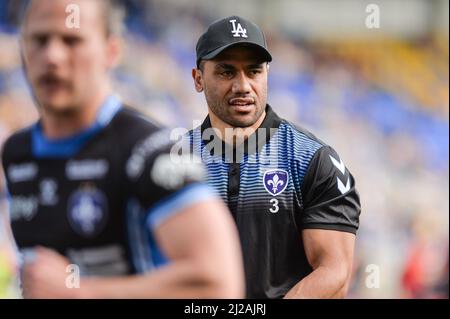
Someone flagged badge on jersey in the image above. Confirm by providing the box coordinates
[263,169,289,196]
[67,185,108,238]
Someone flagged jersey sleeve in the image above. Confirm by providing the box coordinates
[299,145,361,234]
[125,130,217,231]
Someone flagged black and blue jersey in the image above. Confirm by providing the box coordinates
[189,105,361,298]
[2,95,215,276]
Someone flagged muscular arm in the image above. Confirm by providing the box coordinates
[23,199,245,299]
[82,198,245,298]
[284,229,355,299]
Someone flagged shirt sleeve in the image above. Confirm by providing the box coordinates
[299,145,361,234]
[125,131,217,231]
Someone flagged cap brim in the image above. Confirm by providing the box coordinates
[201,42,272,64]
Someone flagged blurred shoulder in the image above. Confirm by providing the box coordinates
[1,125,34,163]
[112,106,164,138]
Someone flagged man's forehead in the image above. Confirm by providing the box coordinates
[24,0,102,32]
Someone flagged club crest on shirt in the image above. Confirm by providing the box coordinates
[263,169,289,196]
[67,185,108,238]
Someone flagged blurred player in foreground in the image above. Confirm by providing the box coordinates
[1,0,244,298]
[0,204,19,299]
[190,16,361,298]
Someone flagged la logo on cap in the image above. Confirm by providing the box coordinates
[230,19,248,38]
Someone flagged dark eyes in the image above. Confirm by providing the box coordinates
[30,35,82,48]
[221,70,234,77]
[62,36,82,46]
[219,69,262,77]
[249,69,262,75]
[32,35,49,47]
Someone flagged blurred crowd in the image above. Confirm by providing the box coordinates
[0,0,448,298]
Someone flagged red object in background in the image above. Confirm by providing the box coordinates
[402,241,449,299]
[402,244,426,298]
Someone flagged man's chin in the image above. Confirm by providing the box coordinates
[227,116,259,128]
[38,99,76,115]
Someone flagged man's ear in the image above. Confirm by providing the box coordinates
[20,41,29,78]
[192,68,204,93]
[106,36,123,69]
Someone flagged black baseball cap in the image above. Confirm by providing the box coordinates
[196,16,272,68]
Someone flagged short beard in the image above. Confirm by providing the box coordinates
[37,98,82,118]
[204,88,265,128]
[43,104,80,117]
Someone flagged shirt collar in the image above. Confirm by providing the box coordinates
[200,104,282,161]
[32,95,122,159]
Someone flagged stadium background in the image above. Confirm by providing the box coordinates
[0,0,448,298]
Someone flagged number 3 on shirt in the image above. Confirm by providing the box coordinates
[269,198,279,214]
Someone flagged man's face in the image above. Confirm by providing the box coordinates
[21,0,115,114]
[194,46,269,128]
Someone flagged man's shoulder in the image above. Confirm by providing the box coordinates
[1,125,34,164]
[112,106,164,137]
[276,119,328,164]
[280,119,327,148]
[111,107,176,162]
[107,106,175,151]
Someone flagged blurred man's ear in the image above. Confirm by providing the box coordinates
[192,68,204,93]
[106,36,123,69]
[19,45,29,78]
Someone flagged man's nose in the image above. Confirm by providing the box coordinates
[232,72,252,94]
[42,38,67,68]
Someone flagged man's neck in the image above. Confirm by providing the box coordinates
[209,110,267,146]
[41,91,110,140]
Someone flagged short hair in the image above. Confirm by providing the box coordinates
[20,0,126,37]
[198,60,206,71]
